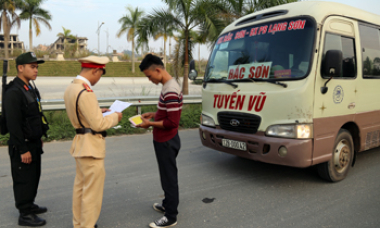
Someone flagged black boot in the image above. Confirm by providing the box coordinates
[30,204,48,214]
[18,213,46,227]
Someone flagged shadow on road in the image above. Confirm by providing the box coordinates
[196,145,380,185]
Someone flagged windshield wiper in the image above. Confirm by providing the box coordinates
[240,78,288,88]
[204,78,238,89]
[204,65,215,80]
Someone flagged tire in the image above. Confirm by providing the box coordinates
[317,129,354,182]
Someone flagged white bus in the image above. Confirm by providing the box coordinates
[191,1,380,181]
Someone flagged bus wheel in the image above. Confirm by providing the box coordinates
[317,129,354,182]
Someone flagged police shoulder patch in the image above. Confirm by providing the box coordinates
[83,83,93,92]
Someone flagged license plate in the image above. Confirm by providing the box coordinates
[222,139,247,151]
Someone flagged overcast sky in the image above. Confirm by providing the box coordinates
[10,0,380,60]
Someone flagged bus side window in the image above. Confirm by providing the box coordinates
[359,24,380,77]
[322,33,357,78]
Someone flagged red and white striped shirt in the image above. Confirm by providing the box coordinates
[153,78,183,142]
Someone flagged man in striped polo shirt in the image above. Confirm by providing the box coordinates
[138,54,183,228]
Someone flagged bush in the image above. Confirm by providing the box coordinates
[179,104,202,128]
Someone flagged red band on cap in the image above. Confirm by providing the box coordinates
[81,62,105,69]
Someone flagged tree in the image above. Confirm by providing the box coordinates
[19,0,51,51]
[135,17,152,59]
[117,6,144,73]
[0,0,20,60]
[147,8,177,68]
[363,57,372,76]
[192,32,207,73]
[254,0,299,11]
[172,30,196,81]
[56,26,76,52]
[218,0,299,21]
[217,0,247,22]
[162,0,223,94]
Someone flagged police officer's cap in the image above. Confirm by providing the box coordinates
[16,52,45,66]
[78,56,109,75]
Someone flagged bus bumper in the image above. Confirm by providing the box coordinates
[199,125,313,168]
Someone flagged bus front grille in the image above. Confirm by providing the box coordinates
[217,112,261,134]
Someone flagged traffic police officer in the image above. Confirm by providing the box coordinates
[3,52,49,226]
[64,56,122,228]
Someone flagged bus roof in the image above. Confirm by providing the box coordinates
[224,1,380,33]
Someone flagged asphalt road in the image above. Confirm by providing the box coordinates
[0,129,380,228]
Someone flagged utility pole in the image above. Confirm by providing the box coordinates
[105,28,109,54]
[96,21,104,55]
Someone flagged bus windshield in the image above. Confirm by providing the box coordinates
[205,17,316,81]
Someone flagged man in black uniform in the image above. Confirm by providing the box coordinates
[3,52,49,226]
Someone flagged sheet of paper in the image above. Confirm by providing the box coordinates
[103,100,132,117]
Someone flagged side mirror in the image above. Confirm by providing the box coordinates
[322,50,342,77]
[321,50,342,94]
[189,69,198,80]
[188,60,198,80]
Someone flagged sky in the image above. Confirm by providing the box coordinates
[10,0,380,60]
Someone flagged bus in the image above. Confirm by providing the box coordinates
[191,1,380,182]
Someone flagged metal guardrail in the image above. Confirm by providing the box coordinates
[0,95,202,113]
[39,95,202,111]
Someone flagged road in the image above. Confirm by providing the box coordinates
[1,77,202,100]
[1,129,380,228]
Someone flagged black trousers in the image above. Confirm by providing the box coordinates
[9,142,42,214]
[153,133,181,221]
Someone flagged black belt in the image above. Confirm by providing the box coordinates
[76,128,107,138]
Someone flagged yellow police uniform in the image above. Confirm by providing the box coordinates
[64,56,119,228]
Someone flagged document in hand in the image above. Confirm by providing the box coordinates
[103,100,132,117]
[129,115,143,126]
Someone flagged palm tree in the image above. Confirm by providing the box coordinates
[168,34,176,62]
[218,0,299,21]
[135,17,152,59]
[0,0,20,60]
[172,30,196,81]
[192,31,207,73]
[19,0,52,51]
[147,8,176,68]
[162,0,223,94]
[254,0,298,11]
[217,0,247,22]
[117,6,144,73]
[56,26,76,52]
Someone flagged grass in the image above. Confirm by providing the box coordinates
[0,104,202,145]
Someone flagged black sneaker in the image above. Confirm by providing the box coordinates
[153,203,165,213]
[19,213,46,227]
[149,216,177,228]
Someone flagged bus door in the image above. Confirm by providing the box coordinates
[313,17,358,163]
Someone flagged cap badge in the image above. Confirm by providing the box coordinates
[31,52,36,58]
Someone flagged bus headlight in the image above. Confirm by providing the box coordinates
[201,114,216,127]
[266,124,313,139]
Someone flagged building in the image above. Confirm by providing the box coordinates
[36,44,49,52]
[48,36,88,53]
[0,34,25,52]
